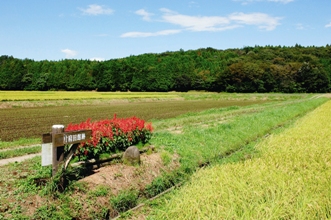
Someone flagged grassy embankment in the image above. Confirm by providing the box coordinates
[146,100,331,219]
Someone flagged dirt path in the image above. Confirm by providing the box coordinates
[0,144,40,152]
[0,153,41,166]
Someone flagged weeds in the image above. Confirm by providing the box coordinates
[110,190,139,213]
[0,138,40,150]
[88,185,110,197]
[160,151,172,166]
[145,171,185,198]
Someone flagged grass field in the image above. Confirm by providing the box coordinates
[146,100,331,219]
[0,92,328,219]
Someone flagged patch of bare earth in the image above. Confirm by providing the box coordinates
[322,93,331,98]
[71,151,179,218]
[79,152,180,195]
[0,97,184,109]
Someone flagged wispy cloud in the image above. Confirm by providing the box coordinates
[161,8,231,31]
[61,49,77,58]
[135,9,154,21]
[161,8,281,31]
[121,8,281,38]
[121,29,181,38]
[325,22,331,28]
[79,4,114,16]
[229,12,281,31]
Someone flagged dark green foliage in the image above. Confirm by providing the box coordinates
[1,45,330,92]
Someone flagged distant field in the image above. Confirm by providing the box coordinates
[0,91,315,102]
[0,92,314,142]
[0,91,179,101]
[0,99,267,142]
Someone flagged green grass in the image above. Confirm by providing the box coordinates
[146,100,331,219]
[179,91,315,101]
[0,146,40,159]
[0,138,40,150]
[151,97,327,173]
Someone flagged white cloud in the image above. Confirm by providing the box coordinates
[121,29,181,38]
[135,9,154,21]
[325,22,331,28]
[161,8,231,31]
[80,4,114,15]
[61,49,77,58]
[229,12,281,31]
[161,9,281,31]
[121,8,281,38]
[90,57,105,61]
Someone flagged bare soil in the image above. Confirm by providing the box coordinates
[80,152,180,196]
[0,153,41,166]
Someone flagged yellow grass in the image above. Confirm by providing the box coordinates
[0,91,179,101]
[151,100,331,219]
[0,91,314,101]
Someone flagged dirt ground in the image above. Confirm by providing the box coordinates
[80,151,180,195]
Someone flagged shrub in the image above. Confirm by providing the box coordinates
[65,115,153,160]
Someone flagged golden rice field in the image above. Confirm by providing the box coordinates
[150,100,331,219]
[0,91,179,101]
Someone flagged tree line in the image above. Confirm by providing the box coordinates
[1,44,331,93]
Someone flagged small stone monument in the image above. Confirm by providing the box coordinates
[123,146,140,166]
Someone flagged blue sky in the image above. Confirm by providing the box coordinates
[1,0,330,61]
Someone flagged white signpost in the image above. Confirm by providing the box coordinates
[41,142,53,166]
[42,125,91,176]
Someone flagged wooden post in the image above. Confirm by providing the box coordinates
[52,125,64,176]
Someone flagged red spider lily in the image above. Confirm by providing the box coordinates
[65,115,153,161]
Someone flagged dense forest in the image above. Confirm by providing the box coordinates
[1,45,331,93]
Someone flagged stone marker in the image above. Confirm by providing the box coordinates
[123,146,140,166]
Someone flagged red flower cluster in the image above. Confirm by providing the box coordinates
[65,115,153,160]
